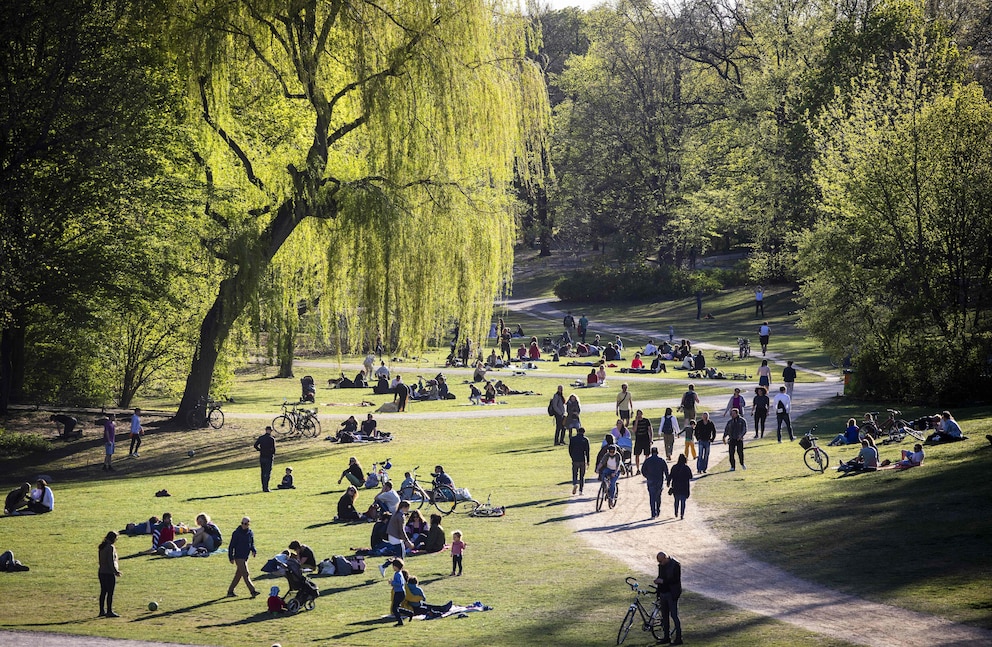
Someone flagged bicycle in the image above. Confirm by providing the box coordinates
[271,400,320,438]
[799,426,829,473]
[397,466,478,515]
[186,396,225,429]
[617,576,665,644]
[369,458,391,486]
[859,410,918,443]
[468,493,505,517]
[738,336,751,359]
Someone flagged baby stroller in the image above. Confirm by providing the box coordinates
[283,557,319,613]
[300,375,316,403]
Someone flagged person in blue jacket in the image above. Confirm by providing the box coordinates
[227,516,258,598]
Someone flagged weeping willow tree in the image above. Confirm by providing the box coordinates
[172,0,549,419]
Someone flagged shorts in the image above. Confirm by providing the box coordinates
[759,335,769,346]
[105,442,115,456]
[618,409,630,420]
[633,436,652,456]
[759,375,770,387]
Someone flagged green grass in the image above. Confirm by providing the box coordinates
[0,411,853,647]
[695,402,992,628]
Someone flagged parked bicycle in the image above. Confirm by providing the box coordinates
[617,576,665,644]
[397,466,478,515]
[469,493,505,517]
[186,396,225,430]
[799,426,829,473]
[859,409,921,443]
[272,400,320,438]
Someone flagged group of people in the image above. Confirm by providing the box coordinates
[3,479,54,515]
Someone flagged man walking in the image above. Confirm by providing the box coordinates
[694,412,716,474]
[758,321,770,356]
[616,383,633,427]
[678,384,698,429]
[128,408,143,458]
[253,426,276,492]
[773,386,794,442]
[722,408,748,471]
[550,385,566,445]
[782,360,797,397]
[653,551,683,645]
[641,447,669,519]
[568,427,590,495]
[754,285,764,317]
[228,517,258,598]
[578,313,589,343]
[393,375,409,412]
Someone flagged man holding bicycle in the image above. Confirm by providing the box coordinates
[653,551,683,645]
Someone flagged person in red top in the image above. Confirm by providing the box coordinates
[630,353,644,370]
[528,341,541,359]
[267,586,287,613]
[586,369,599,385]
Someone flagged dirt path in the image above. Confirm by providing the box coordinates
[507,297,992,646]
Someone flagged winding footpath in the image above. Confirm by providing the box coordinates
[509,296,992,647]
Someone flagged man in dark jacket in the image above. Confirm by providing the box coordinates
[253,426,276,492]
[228,517,258,597]
[568,427,590,495]
[640,447,669,518]
[694,412,717,474]
[653,551,683,644]
[722,408,748,471]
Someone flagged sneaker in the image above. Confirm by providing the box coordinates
[133,453,139,458]
[440,600,453,613]
[729,467,736,471]
[227,591,236,597]
[105,612,120,618]
[379,563,388,577]
[741,464,747,470]
[672,636,683,645]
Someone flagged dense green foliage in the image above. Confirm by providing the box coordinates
[553,264,727,302]
[0,427,51,457]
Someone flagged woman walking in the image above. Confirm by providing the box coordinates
[98,531,122,617]
[668,455,693,520]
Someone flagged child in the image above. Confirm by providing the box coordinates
[450,530,466,576]
[389,559,407,626]
[276,467,295,489]
[683,420,697,459]
[267,586,287,613]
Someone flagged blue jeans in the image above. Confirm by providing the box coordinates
[646,481,664,517]
[696,441,711,472]
[601,468,619,499]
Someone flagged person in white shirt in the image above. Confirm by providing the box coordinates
[758,322,771,356]
[27,479,54,514]
[374,481,401,516]
[643,340,658,356]
[375,361,390,380]
[772,386,793,442]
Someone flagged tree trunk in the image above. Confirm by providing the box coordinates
[0,324,26,414]
[276,320,295,378]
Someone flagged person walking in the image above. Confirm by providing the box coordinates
[631,410,653,474]
[773,386,794,442]
[253,426,276,492]
[782,360,797,398]
[128,408,143,458]
[754,285,764,317]
[694,412,716,474]
[578,313,589,343]
[393,375,409,412]
[615,383,633,427]
[102,414,116,472]
[752,387,770,438]
[722,388,747,418]
[758,321,770,356]
[682,419,697,460]
[640,447,669,519]
[98,531,122,617]
[678,384,698,429]
[668,455,692,520]
[659,408,679,461]
[568,427,590,495]
[653,551,683,645]
[227,517,258,598]
[722,408,748,471]
[550,385,566,445]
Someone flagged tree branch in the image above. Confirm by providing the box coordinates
[198,76,266,192]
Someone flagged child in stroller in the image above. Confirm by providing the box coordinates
[300,376,316,403]
[282,557,319,613]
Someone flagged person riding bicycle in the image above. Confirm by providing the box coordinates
[596,444,622,502]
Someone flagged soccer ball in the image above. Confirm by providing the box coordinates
[148,601,159,611]
[187,450,195,457]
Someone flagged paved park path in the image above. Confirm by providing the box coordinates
[5,296,990,647]
[508,296,992,647]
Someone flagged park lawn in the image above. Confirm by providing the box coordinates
[0,412,853,647]
[694,402,992,629]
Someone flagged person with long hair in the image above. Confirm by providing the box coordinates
[98,531,122,617]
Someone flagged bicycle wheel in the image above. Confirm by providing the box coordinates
[300,418,317,438]
[596,481,607,512]
[398,485,427,510]
[309,416,321,437]
[208,408,224,429]
[432,484,457,515]
[647,601,666,640]
[609,479,619,508]
[904,427,925,441]
[617,607,636,645]
[272,414,295,436]
[804,447,828,472]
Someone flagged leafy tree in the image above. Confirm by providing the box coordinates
[799,25,990,402]
[171,0,549,420]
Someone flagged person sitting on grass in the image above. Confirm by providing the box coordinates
[587,368,599,386]
[25,479,54,514]
[528,341,541,360]
[405,510,429,548]
[890,444,925,469]
[276,467,295,489]
[643,340,658,356]
[927,411,964,444]
[483,380,497,403]
[337,457,364,487]
[837,439,879,473]
[399,574,454,619]
[630,353,644,370]
[516,344,527,360]
[4,483,32,516]
[267,585,287,614]
[336,486,370,522]
[473,361,488,383]
[422,514,446,553]
[828,418,861,446]
[190,513,222,551]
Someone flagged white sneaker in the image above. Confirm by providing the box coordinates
[133,453,139,458]
[378,563,388,577]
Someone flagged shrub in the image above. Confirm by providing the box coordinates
[0,428,52,457]
[553,263,725,302]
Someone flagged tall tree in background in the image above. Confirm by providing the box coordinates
[173,0,548,421]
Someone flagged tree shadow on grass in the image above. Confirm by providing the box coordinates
[132,597,231,622]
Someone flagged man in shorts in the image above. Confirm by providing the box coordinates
[758,322,770,356]
[631,409,653,475]
[616,383,633,426]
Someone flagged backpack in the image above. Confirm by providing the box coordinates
[547,398,556,417]
[332,554,364,576]
[364,471,380,488]
[681,391,695,409]
[662,416,674,435]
